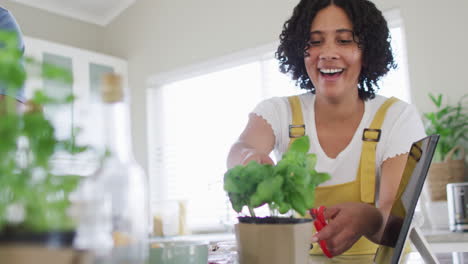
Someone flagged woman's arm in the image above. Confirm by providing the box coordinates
[226,113,276,168]
[367,153,409,243]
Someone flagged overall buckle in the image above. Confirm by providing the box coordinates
[289,124,305,138]
[362,128,381,142]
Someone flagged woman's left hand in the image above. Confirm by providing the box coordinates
[312,202,383,256]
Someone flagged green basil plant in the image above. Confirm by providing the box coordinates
[224,136,330,217]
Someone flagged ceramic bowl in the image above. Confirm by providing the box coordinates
[148,241,208,264]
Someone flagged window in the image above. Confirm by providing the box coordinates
[147,10,410,233]
[148,53,301,232]
[378,9,411,103]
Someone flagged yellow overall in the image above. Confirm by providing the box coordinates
[287,96,399,256]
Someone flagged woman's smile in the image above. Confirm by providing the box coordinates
[318,68,345,82]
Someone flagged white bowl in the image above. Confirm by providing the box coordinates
[149,241,208,264]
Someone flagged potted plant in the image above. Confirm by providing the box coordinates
[423,93,467,201]
[224,136,330,264]
[0,30,89,263]
[424,93,467,163]
[421,93,467,230]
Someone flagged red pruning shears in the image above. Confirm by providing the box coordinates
[310,206,333,258]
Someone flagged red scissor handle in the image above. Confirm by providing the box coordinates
[310,206,332,258]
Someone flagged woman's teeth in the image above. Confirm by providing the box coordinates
[320,69,344,74]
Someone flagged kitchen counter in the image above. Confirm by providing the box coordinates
[151,230,468,262]
[422,228,468,253]
[209,250,468,264]
[423,228,468,243]
[307,252,468,264]
[151,229,468,243]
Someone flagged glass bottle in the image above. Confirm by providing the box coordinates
[93,73,149,264]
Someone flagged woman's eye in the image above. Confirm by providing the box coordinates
[338,39,353,44]
[308,40,321,46]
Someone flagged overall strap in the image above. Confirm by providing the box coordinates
[287,96,306,148]
[393,141,422,216]
[360,97,400,203]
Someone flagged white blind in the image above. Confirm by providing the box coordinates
[147,21,409,233]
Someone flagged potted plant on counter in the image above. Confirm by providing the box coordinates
[421,93,467,230]
[224,136,330,264]
[424,93,467,163]
[0,30,89,263]
[423,93,467,201]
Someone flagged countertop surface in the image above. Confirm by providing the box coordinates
[208,251,468,264]
[152,229,468,244]
[422,228,468,243]
[152,230,468,263]
[306,252,468,264]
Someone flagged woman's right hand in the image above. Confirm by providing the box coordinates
[227,114,276,169]
[311,202,383,256]
[240,150,275,166]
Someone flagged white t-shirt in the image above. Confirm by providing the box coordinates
[252,93,426,186]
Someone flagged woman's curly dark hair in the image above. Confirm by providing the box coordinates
[276,0,396,100]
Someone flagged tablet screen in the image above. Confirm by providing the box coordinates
[374,135,439,264]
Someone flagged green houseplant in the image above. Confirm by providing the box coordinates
[423,93,467,204]
[224,136,330,264]
[423,93,467,162]
[0,30,87,245]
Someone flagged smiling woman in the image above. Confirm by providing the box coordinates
[226,0,425,257]
[147,7,410,235]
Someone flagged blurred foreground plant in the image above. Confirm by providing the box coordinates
[0,30,88,233]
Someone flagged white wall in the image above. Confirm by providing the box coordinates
[2,1,105,54]
[372,0,468,113]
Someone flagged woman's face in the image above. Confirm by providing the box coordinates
[304,5,363,101]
